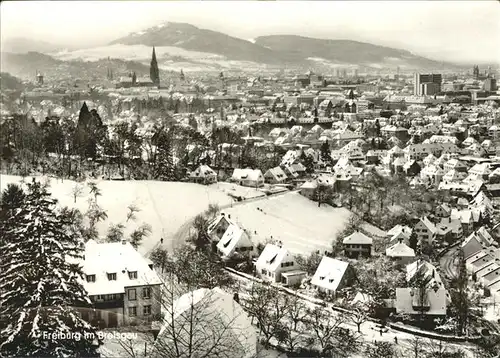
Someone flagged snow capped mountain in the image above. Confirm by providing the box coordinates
[9,22,462,75]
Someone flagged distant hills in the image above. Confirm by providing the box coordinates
[110,22,290,65]
[0,51,170,82]
[254,35,448,69]
[1,22,470,78]
[1,37,69,54]
[107,22,459,71]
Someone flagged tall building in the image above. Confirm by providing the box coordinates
[414,73,442,96]
[36,71,44,85]
[150,46,160,87]
[484,78,497,92]
[473,65,480,79]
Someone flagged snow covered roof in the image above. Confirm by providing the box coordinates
[406,260,443,287]
[264,167,288,181]
[311,256,350,292]
[469,163,491,176]
[157,287,257,358]
[387,225,412,238]
[255,244,291,272]
[342,232,373,245]
[300,180,318,190]
[216,224,253,257]
[189,165,217,179]
[395,287,447,316]
[386,242,415,258]
[231,168,263,181]
[82,240,161,296]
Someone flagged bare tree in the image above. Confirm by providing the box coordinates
[347,302,369,333]
[287,295,308,331]
[305,307,345,353]
[126,204,141,222]
[243,284,290,345]
[84,198,108,241]
[405,337,425,358]
[106,222,125,242]
[425,338,450,358]
[71,183,84,203]
[204,203,220,221]
[150,275,255,358]
[129,223,152,248]
[87,181,101,202]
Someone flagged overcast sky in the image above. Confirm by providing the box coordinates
[1,1,499,64]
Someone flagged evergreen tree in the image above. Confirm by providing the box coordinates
[449,251,470,336]
[74,103,106,160]
[0,181,101,357]
[300,151,314,173]
[320,140,332,164]
[0,183,25,215]
[153,126,175,181]
[409,231,419,253]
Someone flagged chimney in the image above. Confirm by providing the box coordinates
[228,214,231,219]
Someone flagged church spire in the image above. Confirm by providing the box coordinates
[150,46,160,87]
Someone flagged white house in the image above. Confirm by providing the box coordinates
[386,241,416,265]
[80,240,162,328]
[395,260,449,316]
[413,217,437,245]
[263,167,288,184]
[342,232,373,258]
[255,244,299,283]
[231,169,265,188]
[189,165,217,184]
[311,256,354,296]
[216,224,255,259]
[395,287,448,316]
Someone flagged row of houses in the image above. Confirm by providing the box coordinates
[462,227,500,296]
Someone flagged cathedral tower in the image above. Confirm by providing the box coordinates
[150,46,160,87]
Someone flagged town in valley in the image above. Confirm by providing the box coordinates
[1,1,500,357]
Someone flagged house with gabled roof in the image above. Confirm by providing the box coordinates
[403,160,421,177]
[264,166,288,184]
[231,168,264,188]
[311,256,354,296]
[81,240,162,328]
[189,165,217,185]
[342,232,373,258]
[435,203,452,218]
[386,240,416,265]
[255,243,300,283]
[395,260,449,317]
[468,163,492,181]
[207,213,235,243]
[387,225,412,239]
[462,227,496,260]
[414,216,437,245]
[436,217,463,242]
[216,224,255,259]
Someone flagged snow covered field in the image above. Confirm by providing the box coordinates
[209,182,267,200]
[51,44,269,73]
[52,44,225,62]
[224,191,353,255]
[1,175,233,255]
